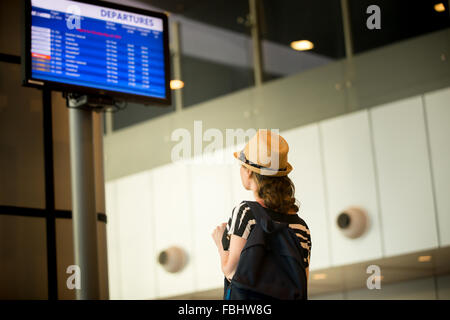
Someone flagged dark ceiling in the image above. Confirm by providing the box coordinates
[141,0,449,59]
[349,0,450,54]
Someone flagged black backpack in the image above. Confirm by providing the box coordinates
[224,201,308,300]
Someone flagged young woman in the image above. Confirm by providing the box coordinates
[211,129,312,297]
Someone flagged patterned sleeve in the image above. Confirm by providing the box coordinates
[289,218,312,268]
[221,202,256,250]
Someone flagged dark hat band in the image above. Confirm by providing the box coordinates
[238,151,287,172]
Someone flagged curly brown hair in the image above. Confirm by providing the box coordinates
[252,172,299,214]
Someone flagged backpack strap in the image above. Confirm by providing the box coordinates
[244,201,286,234]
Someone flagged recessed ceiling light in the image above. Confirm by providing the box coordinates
[290,40,314,51]
[312,273,327,280]
[434,3,445,12]
[418,255,432,262]
[170,79,184,90]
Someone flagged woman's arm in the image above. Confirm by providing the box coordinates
[212,224,309,283]
[212,224,247,280]
[219,235,246,280]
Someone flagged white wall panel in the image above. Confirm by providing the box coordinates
[105,181,121,299]
[230,160,253,205]
[115,171,156,299]
[424,88,450,247]
[370,96,438,256]
[152,162,196,298]
[226,143,254,206]
[320,110,383,266]
[282,124,331,270]
[103,88,450,299]
[189,153,233,291]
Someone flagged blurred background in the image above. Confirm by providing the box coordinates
[1,0,450,299]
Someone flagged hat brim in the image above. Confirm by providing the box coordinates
[233,151,293,177]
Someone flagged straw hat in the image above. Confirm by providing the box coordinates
[233,129,293,177]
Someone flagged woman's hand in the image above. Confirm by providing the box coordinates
[211,222,227,249]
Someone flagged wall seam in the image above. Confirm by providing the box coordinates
[434,275,440,300]
[186,164,199,293]
[149,171,159,298]
[367,108,387,258]
[0,206,106,222]
[317,124,334,267]
[112,182,122,299]
[421,95,442,247]
[0,53,21,64]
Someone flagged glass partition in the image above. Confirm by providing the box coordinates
[108,0,450,133]
[349,0,450,54]
[260,0,346,80]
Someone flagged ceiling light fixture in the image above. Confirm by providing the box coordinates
[418,255,432,262]
[290,40,314,51]
[434,3,445,12]
[312,273,327,280]
[170,79,184,90]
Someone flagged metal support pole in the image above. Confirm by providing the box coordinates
[340,0,357,111]
[69,107,100,300]
[249,0,264,86]
[340,0,354,60]
[105,112,113,135]
[172,21,184,112]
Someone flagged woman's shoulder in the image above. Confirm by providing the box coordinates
[232,201,310,228]
[293,214,309,227]
[231,201,255,218]
[235,202,292,223]
[227,201,257,238]
[285,213,311,249]
[289,215,311,234]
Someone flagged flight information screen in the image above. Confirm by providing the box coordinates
[28,0,168,101]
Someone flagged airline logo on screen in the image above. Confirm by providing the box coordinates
[32,0,163,32]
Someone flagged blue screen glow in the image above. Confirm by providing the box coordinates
[30,0,167,100]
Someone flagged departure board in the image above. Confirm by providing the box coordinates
[27,0,169,102]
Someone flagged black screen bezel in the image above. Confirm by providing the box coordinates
[22,0,171,105]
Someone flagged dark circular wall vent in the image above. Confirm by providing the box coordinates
[157,246,188,273]
[336,207,369,239]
